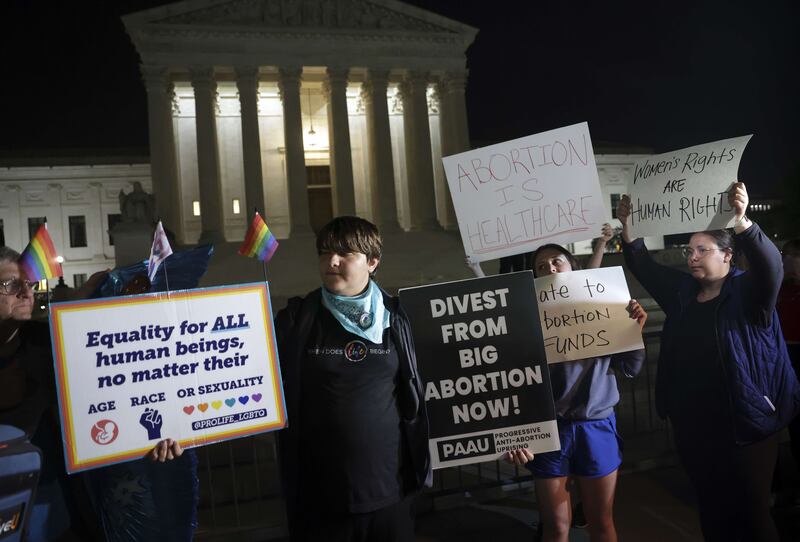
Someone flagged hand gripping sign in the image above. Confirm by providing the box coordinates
[49,282,286,473]
[400,272,559,469]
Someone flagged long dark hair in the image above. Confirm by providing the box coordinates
[530,244,581,277]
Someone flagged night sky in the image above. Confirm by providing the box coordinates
[1,0,797,196]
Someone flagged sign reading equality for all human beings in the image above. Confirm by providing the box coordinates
[442,122,606,263]
[626,135,752,238]
[534,267,644,364]
[49,282,287,473]
[399,272,559,469]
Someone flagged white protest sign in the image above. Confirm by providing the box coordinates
[49,282,286,473]
[627,135,752,237]
[442,122,606,262]
[534,267,643,363]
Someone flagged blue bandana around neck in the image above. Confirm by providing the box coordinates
[320,279,390,344]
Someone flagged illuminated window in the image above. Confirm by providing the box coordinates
[232,199,241,214]
[193,201,201,216]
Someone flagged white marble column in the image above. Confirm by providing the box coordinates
[191,67,227,244]
[323,67,356,216]
[278,67,312,236]
[436,71,471,229]
[399,71,439,230]
[236,66,266,217]
[361,70,400,232]
[140,65,183,241]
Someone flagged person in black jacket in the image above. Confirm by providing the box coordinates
[617,182,800,542]
[274,216,430,542]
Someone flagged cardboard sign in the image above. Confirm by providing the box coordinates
[627,135,752,237]
[399,272,559,469]
[534,267,643,364]
[442,122,606,262]
[49,282,286,473]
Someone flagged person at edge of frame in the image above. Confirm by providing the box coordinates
[617,182,800,542]
[0,246,182,542]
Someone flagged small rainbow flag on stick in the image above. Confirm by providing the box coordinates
[238,212,279,263]
[20,224,62,281]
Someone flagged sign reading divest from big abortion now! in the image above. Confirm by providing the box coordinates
[442,122,606,262]
[49,282,286,473]
[534,267,643,364]
[627,135,752,238]
[399,272,559,469]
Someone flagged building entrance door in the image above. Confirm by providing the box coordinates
[306,165,333,234]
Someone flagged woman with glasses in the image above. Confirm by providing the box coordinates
[617,182,800,542]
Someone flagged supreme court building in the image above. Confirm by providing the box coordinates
[123,0,477,244]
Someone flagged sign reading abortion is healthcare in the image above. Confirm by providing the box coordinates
[442,122,606,263]
[49,282,286,473]
[400,272,559,469]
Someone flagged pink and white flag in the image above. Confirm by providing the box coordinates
[147,221,173,281]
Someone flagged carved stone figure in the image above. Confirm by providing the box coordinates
[119,182,156,224]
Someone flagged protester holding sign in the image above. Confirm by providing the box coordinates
[274,216,430,542]
[507,243,646,542]
[0,247,108,541]
[618,183,800,542]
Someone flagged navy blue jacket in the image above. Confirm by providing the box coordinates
[274,288,431,533]
[623,223,800,444]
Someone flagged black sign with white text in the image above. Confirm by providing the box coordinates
[400,272,559,468]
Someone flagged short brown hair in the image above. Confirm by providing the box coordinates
[316,216,382,262]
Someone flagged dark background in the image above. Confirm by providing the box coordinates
[1,0,797,196]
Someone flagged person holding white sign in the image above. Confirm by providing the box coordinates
[511,243,647,542]
[274,217,430,542]
[618,183,800,542]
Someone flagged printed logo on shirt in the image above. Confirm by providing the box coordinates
[344,340,368,362]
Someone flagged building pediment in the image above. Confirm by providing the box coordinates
[124,0,477,72]
[124,0,476,41]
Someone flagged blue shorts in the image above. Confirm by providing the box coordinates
[527,414,622,478]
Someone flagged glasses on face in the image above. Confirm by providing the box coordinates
[681,246,722,259]
[0,278,40,295]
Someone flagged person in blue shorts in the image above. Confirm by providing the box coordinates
[506,244,647,542]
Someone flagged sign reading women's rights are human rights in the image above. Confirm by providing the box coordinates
[49,283,286,473]
[626,135,752,238]
[443,122,607,263]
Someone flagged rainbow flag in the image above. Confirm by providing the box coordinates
[238,212,279,263]
[20,224,62,281]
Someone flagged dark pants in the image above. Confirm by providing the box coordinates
[673,423,779,542]
[787,343,800,470]
[296,497,414,542]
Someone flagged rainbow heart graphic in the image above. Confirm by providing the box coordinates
[252,393,262,402]
[182,406,195,415]
[224,398,236,408]
[238,396,249,405]
[198,403,209,412]
[211,401,223,410]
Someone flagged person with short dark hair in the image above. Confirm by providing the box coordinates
[275,216,430,542]
[617,182,800,541]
